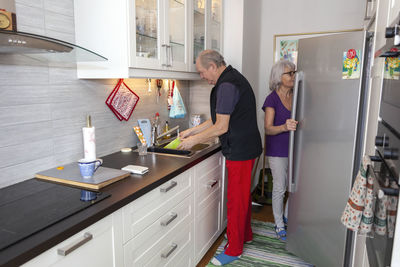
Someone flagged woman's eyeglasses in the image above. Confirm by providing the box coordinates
[283,71,297,76]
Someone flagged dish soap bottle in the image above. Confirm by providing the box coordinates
[163,121,171,139]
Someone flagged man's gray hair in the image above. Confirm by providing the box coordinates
[269,60,296,91]
[198,49,226,68]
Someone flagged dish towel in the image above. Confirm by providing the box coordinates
[341,156,374,232]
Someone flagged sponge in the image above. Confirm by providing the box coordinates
[164,138,181,149]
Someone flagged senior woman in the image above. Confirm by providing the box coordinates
[262,60,298,241]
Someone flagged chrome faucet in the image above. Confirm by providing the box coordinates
[153,125,180,146]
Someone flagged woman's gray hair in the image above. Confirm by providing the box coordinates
[269,60,296,91]
[198,49,226,68]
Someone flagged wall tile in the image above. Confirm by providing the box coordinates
[0,140,53,169]
[0,121,53,147]
[0,104,52,127]
[44,0,74,17]
[15,3,45,31]
[0,3,191,188]
[44,11,74,34]
[16,0,43,9]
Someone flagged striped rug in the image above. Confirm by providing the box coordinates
[207,220,314,267]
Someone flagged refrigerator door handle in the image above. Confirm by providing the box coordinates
[288,71,303,193]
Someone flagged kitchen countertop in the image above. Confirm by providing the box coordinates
[0,143,221,266]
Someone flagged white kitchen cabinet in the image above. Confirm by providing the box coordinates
[74,0,198,79]
[123,194,194,266]
[22,211,124,267]
[190,0,224,72]
[21,152,224,267]
[374,0,391,51]
[388,0,400,25]
[194,152,223,263]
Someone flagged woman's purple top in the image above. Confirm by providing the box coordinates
[262,90,291,157]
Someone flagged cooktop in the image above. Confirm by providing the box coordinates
[0,179,110,251]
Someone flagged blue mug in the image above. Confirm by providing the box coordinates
[80,190,97,201]
[78,159,102,178]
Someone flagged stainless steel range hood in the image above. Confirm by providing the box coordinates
[0,0,106,65]
[0,29,107,63]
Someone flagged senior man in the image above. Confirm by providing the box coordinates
[178,50,262,265]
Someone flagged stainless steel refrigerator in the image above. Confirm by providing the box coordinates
[287,31,372,267]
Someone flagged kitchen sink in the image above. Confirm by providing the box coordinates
[146,142,211,158]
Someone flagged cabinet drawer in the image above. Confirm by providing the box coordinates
[123,196,194,267]
[195,164,222,211]
[194,152,221,178]
[22,213,122,267]
[122,169,193,243]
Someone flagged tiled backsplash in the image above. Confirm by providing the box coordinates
[0,1,193,188]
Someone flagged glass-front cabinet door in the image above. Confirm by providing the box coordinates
[133,0,161,69]
[165,0,188,71]
[132,0,188,71]
[209,0,222,52]
[193,0,206,64]
[190,0,223,72]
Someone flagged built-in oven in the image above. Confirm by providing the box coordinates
[367,12,400,266]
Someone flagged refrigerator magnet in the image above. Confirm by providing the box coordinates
[342,49,361,79]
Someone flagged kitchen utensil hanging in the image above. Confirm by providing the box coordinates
[106,79,140,121]
[167,80,175,110]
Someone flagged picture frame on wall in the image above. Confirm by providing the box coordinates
[273,29,363,66]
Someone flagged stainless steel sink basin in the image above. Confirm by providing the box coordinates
[146,142,211,158]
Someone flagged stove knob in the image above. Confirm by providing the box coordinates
[375,136,389,147]
[386,27,396,38]
[384,148,399,160]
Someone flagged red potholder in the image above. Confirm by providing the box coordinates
[106,79,140,121]
[106,79,124,121]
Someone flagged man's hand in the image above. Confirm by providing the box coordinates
[178,136,197,150]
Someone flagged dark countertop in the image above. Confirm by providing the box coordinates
[0,144,221,266]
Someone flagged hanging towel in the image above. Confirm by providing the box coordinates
[341,156,372,231]
[359,166,374,234]
[387,181,398,238]
[374,194,388,235]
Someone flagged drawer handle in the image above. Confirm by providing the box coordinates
[57,232,93,256]
[160,181,177,193]
[160,212,178,226]
[207,180,218,189]
[161,243,178,258]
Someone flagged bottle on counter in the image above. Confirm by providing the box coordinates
[163,121,171,139]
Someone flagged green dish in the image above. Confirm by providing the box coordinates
[164,138,181,149]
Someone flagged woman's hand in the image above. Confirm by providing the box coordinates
[284,119,298,131]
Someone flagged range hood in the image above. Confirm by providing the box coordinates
[0,29,107,64]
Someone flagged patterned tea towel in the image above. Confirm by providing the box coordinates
[341,156,374,232]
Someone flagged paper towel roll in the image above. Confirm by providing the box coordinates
[83,127,96,161]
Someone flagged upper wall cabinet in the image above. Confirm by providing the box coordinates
[388,0,400,26]
[74,0,199,79]
[190,0,223,72]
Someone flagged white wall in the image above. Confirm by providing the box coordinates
[255,0,367,135]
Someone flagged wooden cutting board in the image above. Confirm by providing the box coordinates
[35,163,131,191]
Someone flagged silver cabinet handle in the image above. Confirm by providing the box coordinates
[167,45,173,67]
[161,44,168,67]
[57,232,93,256]
[160,181,177,192]
[161,243,178,258]
[160,212,178,226]
[288,71,303,193]
[207,179,218,188]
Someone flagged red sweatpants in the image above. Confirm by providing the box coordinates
[225,159,254,256]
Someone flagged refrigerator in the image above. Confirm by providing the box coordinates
[286,31,372,267]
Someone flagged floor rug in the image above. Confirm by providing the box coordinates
[207,220,314,267]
